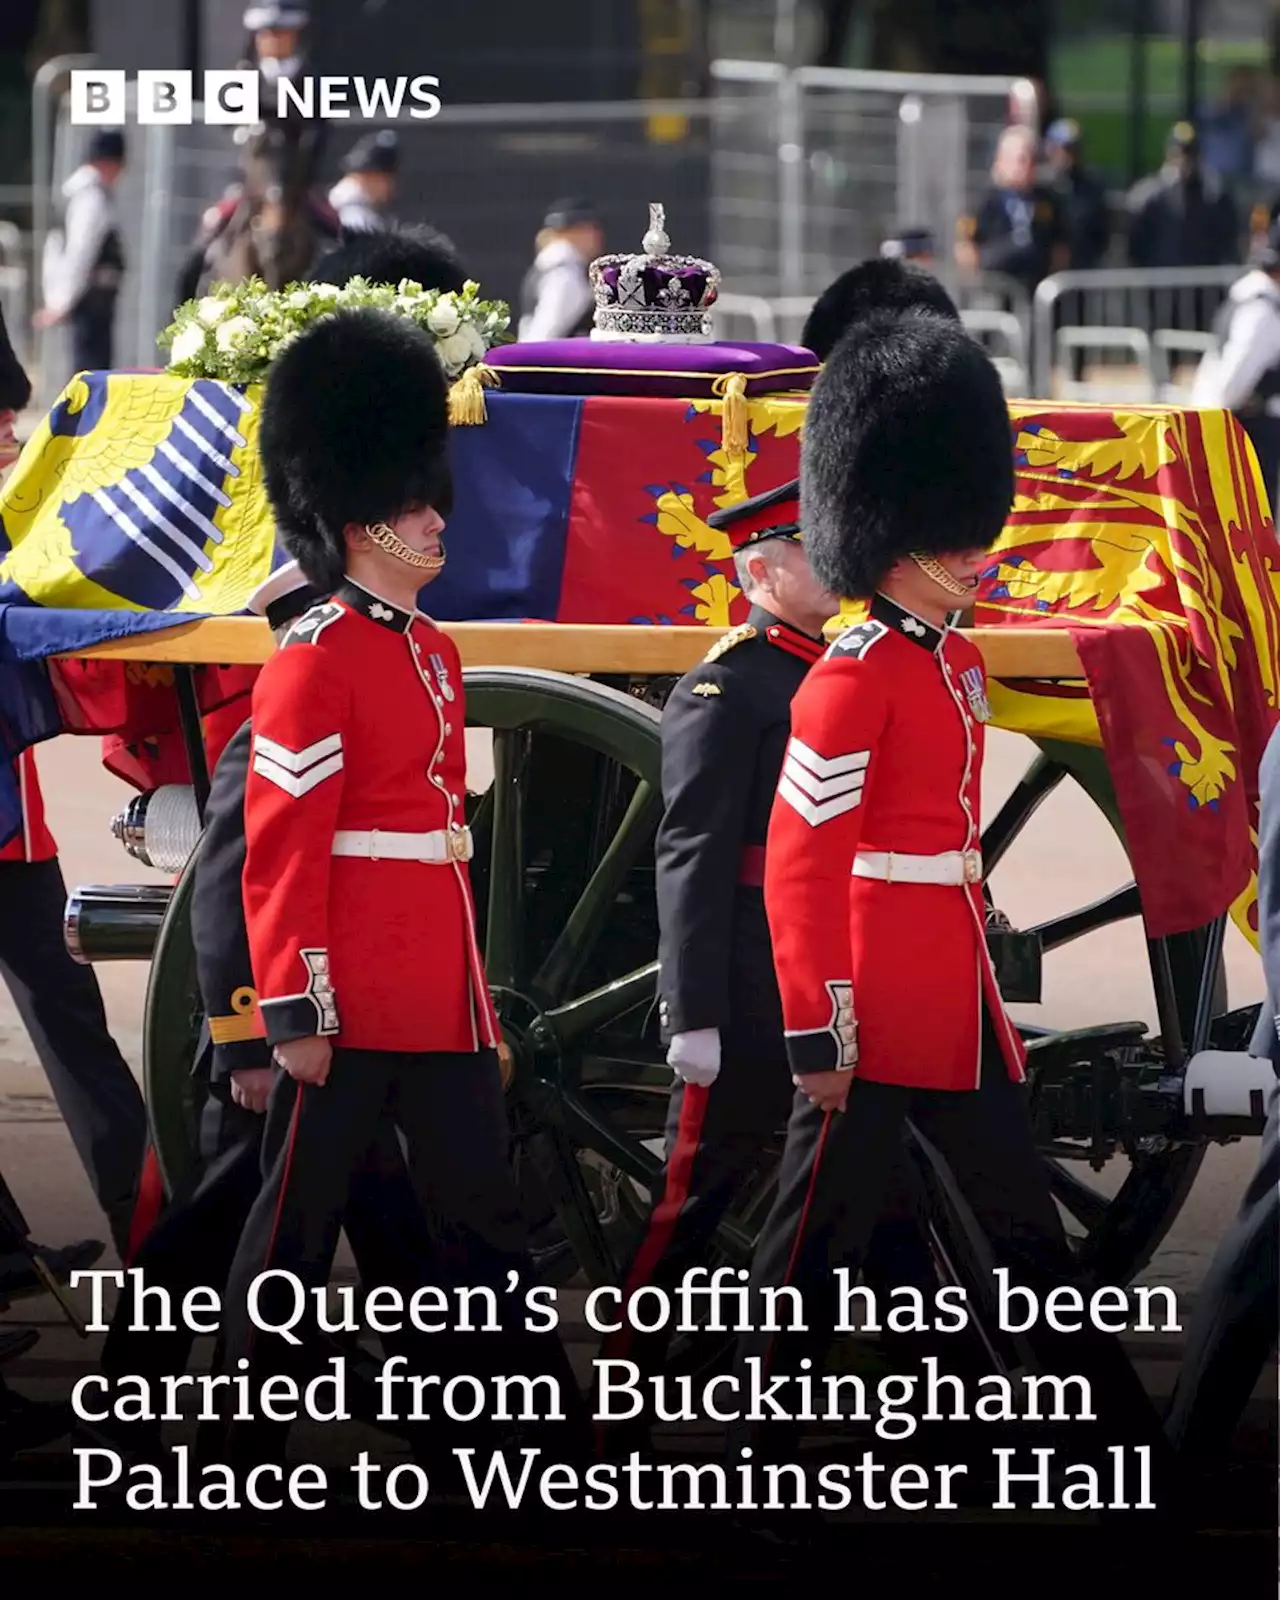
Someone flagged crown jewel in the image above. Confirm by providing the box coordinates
[588,203,720,343]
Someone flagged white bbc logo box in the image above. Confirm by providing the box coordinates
[70,70,262,125]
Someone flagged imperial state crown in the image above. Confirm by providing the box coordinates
[588,203,720,343]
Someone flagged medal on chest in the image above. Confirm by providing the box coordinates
[959,664,990,723]
[427,651,455,702]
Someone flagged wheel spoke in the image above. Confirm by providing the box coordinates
[531,779,662,1005]
[484,729,529,990]
[543,962,658,1048]
[1044,1158,1113,1234]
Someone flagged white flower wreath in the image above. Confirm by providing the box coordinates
[158,275,512,386]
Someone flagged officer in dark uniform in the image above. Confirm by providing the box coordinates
[1043,119,1111,271]
[1163,720,1280,1481]
[595,482,940,1450]
[956,123,1069,298]
[1127,122,1240,273]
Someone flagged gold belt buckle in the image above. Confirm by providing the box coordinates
[447,825,470,862]
[962,850,981,884]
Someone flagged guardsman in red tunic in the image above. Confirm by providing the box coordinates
[729,308,1172,1485]
[598,481,942,1452]
[209,308,585,1467]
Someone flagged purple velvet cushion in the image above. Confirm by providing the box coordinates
[486,339,818,398]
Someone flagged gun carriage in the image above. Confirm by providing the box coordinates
[55,604,1259,1314]
[2,214,1270,1371]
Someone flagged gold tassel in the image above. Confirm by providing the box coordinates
[448,363,499,424]
[715,372,749,465]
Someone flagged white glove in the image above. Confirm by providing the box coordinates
[668,1028,721,1086]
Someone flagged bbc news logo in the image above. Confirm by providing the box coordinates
[69,70,442,125]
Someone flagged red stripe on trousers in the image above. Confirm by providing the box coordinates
[593,1080,711,1451]
[123,1144,165,1266]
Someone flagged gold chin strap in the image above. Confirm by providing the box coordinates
[365,521,446,571]
[911,552,971,598]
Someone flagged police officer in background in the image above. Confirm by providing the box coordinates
[236,2,326,190]
[328,131,399,232]
[1190,213,1280,505]
[517,198,603,341]
[34,129,125,373]
[1128,123,1240,274]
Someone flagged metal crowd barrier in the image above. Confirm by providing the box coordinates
[1032,266,1245,402]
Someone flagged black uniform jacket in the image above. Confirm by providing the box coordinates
[189,718,271,1090]
[655,604,824,1052]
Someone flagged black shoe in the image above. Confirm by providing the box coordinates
[0,1327,38,1367]
[0,1239,105,1303]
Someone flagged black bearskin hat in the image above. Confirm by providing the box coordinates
[258,308,451,591]
[801,258,958,360]
[0,304,31,414]
[801,308,1013,600]
[306,224,467,294]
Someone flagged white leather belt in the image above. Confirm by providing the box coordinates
[853,849,982,885]
[331,827,472,863]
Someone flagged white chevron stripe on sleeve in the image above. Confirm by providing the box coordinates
[777,772,864,826]
[252,751,344,798]
[780,753,867,806]
[786,738,870,781]
[253,731,342,772]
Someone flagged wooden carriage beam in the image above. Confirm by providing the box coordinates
[52,617,1089,679]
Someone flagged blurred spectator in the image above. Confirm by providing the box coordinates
[34,129,125,373]
[880,227,936,265]
[1198,66,1259,188]
[1252,79,1280,192]
[955,124,1069,295]
[1043,118,1111,270]
[1191,214,1280,505]
[1127,123,1239,270]
[517,198,603,342]
[329,131,399,232]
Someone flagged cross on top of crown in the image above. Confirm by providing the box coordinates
[642,202,670,257]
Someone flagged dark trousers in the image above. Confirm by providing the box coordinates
[729,1019,1170,1477]
[70,303,112,373]
[101,1095,444,1390]
[0,859,145,1255]
[210,1047,588,1465]
[1164,1077,1279,1464]
[601,1045,939,1396]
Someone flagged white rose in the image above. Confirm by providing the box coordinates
[215,315,257,353]
[170,322,208,365]
[436,331,472,372]
[287,289,312,309]
[197,296,231,327]
[312,283,341,299]
[464,322,487,361]
[427,299,460,338]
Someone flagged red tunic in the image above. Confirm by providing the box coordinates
[241,579,499,1055]
[0,749,57,863]
[763,591,1025,1091]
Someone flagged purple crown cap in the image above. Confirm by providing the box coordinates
[588,202,721,344]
